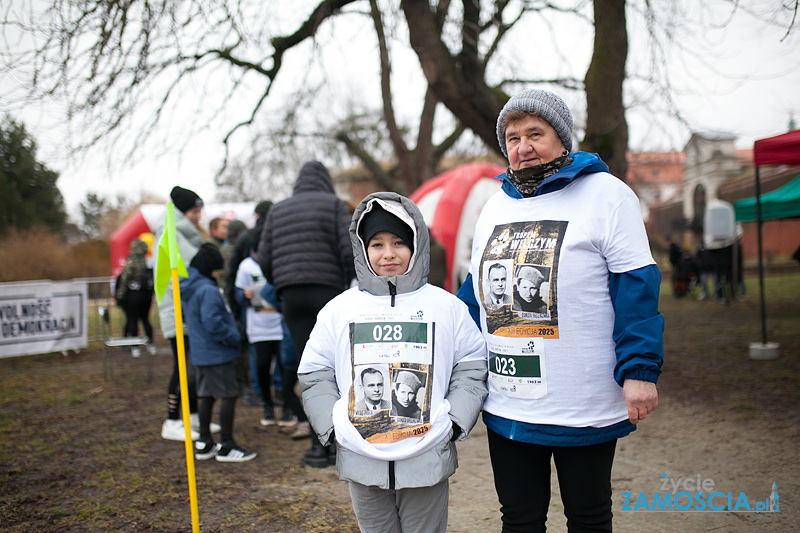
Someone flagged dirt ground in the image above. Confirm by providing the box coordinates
[1,277,799,532]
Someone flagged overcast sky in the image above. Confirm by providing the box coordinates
[5,2,799,222]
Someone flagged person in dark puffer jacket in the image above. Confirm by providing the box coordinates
[257,160,355,467]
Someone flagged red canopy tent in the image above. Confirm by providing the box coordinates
[751,130,800,346]
[754,129,800,166]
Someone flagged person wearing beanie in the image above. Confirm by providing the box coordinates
[512,265,548,314]
[358,202,416,257]
[254,199,273,220]
[181,243,255,462]
[153,185,209,442]
[226,200,296,426]
[390,370,423,419]
[457,88,664,531]
[298,192,488,533]
[170,186,204,221]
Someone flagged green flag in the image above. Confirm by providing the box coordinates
[154,203,188,303]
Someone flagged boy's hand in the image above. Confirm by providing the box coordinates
[243,288,253,299]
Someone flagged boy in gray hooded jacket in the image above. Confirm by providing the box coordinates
[298,192,488,533]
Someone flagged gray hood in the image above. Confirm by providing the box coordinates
[350,192,430,297]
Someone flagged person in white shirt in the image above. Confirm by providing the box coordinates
[298,193,488,533]
[234,233,284,427]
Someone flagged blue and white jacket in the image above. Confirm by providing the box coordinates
[457,151,664,446]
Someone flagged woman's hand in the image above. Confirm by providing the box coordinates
[622,379,658,424]
[243,287,253,299]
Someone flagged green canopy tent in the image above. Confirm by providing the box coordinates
[734,173,800,222]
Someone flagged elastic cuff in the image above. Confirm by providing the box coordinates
[622,368,660,384]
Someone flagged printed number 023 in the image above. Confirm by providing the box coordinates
[494,356,516,376]
[373,324,403,341]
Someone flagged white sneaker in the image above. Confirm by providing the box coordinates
[131,346,142,358]
[147,343,157,355]
[215,444,256,463]
[195,440,220,461]
[189,413,221,434]
[161,419,200,441]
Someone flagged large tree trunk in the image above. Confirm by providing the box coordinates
[583,0,629,181]
[401,0,504,155]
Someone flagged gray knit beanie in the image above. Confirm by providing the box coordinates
[515,265,545,287]
[496,89,574,157]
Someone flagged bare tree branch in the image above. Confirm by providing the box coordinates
[335,131,398,191]
[369,0,414,191]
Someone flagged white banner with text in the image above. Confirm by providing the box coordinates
[0,280,88,358]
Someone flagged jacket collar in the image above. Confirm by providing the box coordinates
[498,151,609,199]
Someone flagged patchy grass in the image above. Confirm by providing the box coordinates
[0,346,359,532]
[657,271,800,419]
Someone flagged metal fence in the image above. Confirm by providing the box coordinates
[79,277,161,343]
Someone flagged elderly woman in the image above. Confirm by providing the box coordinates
[457,89,664,532]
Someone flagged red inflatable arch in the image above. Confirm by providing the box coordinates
[410,162,505,292]
[109,203,257,278]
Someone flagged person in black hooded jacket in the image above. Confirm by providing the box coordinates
[258,160,355,467]
[224,201,273,407]
[225,200,273,319]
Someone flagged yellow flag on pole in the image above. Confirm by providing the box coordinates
[154,204,188,303]
[155,203,200,533]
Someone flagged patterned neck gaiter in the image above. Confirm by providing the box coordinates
[507,154,573,197]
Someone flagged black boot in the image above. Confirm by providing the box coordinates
[302,439,329,468]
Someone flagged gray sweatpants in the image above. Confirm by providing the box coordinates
[348,479,449,533]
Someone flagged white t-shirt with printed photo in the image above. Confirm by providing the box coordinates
[470,171,655,429]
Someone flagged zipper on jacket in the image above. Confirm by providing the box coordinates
[389,460,396,490]
[389,281,396,307]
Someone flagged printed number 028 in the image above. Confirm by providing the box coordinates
[373,324,403,341]
[494,356,516,376]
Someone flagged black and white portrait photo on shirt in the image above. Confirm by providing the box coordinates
[483,260,513,307]
[354,365,390,415]
[390,369,426,421]
[512,264,551,315]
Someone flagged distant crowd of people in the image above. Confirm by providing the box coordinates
[113,87,665,533]
[667,236,746,301]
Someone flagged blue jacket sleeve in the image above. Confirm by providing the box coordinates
[609,264,664,386]
[234,287,248,308]
[456,274,482,331]
[260,282,283,313]
[200,288,241,349]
